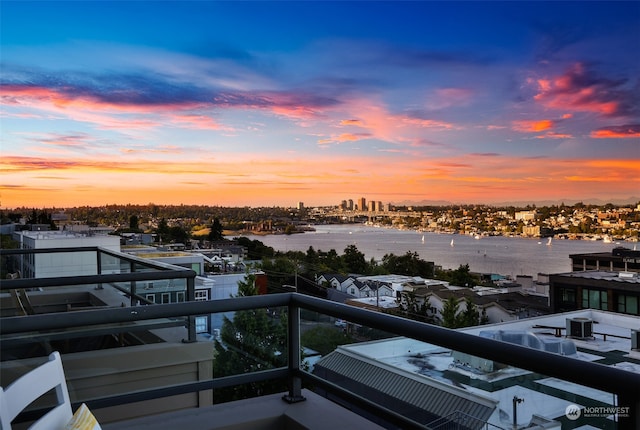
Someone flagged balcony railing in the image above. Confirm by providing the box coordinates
[1,247,639,429]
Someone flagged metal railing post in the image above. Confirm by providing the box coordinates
[129,260,137,306]
[618,392,640,430]
[283,294,305,403]
[185,276,196,343]
[96,249,103,289]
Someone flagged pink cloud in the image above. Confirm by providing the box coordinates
[168,114,228,131]
[340,119,364,126]
[534,132,573,139]
[533,63,634,117]
[327,96,457,146]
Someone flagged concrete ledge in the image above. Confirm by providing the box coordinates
[102,389,385,430]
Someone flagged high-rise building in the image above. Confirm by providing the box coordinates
[358,197,367,212]
[348,199,354,210]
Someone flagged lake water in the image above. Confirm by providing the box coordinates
[240,224,634,278]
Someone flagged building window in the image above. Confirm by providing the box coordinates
[195,316,208,334]
[195,290,209,301]
[561,288,576,303]
[582,288,608,311]
[145,294,155,303]
[191,263,201,275]
[161,293,170,304]
[618,294,639,315]
[176,291,185,302]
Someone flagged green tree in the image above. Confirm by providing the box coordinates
[342,244,367,274]
[459,297,480,327]
[236,237,275,260]
[129,215,139,230]
[441,296,461,328]
[26,208,56,230]
[301,326,353,356]
[208,218,224,241]
[305,246,319,271]
[169,225,190,244]
[260,256,299,293]
[318,249,344,273]
[212,273,287,402]
[480,307,489,325]
[381,251,434,278]
[156,218,170,243]
[394,291,438,324]
[448,264,477,287]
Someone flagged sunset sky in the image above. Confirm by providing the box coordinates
[2,1,639,209]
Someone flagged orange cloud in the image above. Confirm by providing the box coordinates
[590,124,640,139]
[584,159,640,170]
[512,119,554,132]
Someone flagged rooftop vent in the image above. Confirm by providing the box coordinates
[566,317,593,340]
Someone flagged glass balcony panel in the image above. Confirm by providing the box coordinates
[211,305,289,403]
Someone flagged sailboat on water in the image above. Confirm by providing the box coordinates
[450,238,455,247]
[421,235,425,243]
[546,237,552,246]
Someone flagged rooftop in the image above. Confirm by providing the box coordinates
[552,270,640,283]
[334,309,640,428]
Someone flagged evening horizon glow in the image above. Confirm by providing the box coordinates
[1,1,639,209]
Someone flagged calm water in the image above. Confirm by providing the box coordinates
[240,224,633,278]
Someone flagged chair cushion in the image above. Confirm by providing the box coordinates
[65,403,102,430]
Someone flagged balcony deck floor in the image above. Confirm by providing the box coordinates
[101,389,385,430]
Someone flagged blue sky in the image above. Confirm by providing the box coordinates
[2,1,639,208]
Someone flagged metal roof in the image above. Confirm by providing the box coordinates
[313,348,497,429]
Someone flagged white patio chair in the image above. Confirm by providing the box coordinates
[0,351,72,430]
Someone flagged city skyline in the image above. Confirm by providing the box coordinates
[2,1,639,209]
